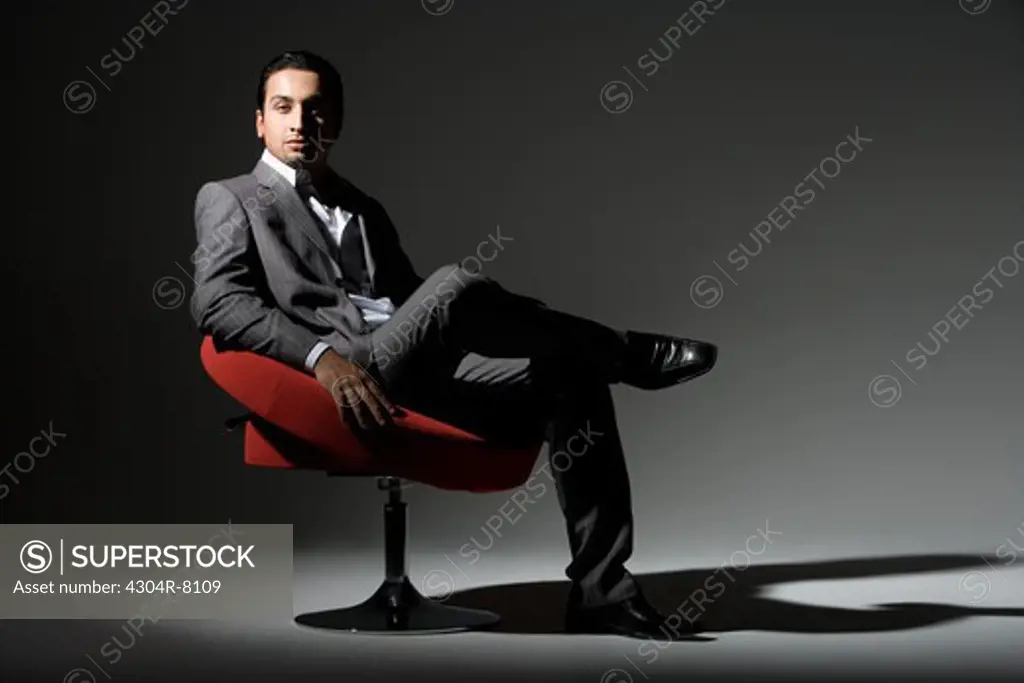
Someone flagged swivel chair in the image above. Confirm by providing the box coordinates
[198,335,543,634]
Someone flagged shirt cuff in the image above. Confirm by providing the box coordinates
[304,341,332,373]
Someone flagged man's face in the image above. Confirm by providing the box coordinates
[256,68,339,168]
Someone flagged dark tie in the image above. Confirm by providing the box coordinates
[338,214,372,297]
[295,171,372,297]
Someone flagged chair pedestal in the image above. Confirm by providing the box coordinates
[294,476,500,634]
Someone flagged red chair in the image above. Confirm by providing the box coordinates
[198,335,542,633]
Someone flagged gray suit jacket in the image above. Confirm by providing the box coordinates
[190,158,424,372]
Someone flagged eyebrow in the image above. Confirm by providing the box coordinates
[268,94,325,105]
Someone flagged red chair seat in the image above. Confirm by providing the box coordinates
[199,336,541,492]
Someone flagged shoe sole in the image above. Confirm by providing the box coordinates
[628,364,716,390]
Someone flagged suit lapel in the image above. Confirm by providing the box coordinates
[251,159,385,292]
[252,160,338,271]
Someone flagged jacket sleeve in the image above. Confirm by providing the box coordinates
[190,181,322,372]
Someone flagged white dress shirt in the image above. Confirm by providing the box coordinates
[259,148,395,371]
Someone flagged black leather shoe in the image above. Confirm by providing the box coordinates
[565,594,705,640]
[617,331,717,390]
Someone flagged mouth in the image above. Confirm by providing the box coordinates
[285,139,306,147]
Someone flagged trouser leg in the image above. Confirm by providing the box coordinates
[366,264,628,389]
[376,346,640,609]
[543,368,639,607]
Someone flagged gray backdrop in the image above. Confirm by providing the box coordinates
[2,1,1021,679]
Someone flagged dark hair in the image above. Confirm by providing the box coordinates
[256,50,344,123]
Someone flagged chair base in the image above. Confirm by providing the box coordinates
[294,576,500,634]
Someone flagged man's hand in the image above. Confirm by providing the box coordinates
[313,348,400,432]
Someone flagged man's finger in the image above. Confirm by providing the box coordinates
[342,385,369,429]
[349,373,393,423]
[352,377,376,408]
[330,374,359,408]
[364,377,396,414]
[365,396,391,428]
[352,402,372,431]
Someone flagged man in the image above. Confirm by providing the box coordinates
[190,50,718,640]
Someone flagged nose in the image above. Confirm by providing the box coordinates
[286,106,305,132]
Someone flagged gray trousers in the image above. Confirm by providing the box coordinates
[364,264,641,607]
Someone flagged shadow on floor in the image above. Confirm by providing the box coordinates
[440,553,1024,637]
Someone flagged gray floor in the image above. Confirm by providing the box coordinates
[3,548,1021,682]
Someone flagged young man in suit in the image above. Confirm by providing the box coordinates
[191,50,718,640]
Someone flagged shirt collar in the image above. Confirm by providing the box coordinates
[260,147,298,186]
[260,147,350,213]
